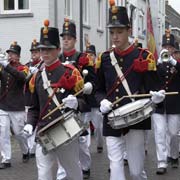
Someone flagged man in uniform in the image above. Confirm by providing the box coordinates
[23,20,86,180]
[0,42,29,169]
[95,3,165,180]
[59,18,96,179]
[152,30,180,174]
[25,39,44,158]
[85,44,104,153]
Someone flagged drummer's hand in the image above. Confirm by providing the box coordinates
[100,99,112,114]
[83,82,93,95]
[150,90,165,104]
[23,124,33,137]
[62,94,78,110]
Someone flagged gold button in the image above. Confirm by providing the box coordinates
[167,66,169,68]
[48,109,51,112]
[120,58,123,62]
[48,72,51,76]
[165,76,168,78]
[116,89,119,92]
[116,104,119,107]
[6,85,8,88]
[165,81,168,84]
[166,87,168,90]
[117,81,120,85]
[49,102,51,105]
[166,71,169,73]
[115,96,119,100]
[48,116,52,120]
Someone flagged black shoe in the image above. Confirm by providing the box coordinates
[97,147,103,153]
[124,159,128,166]
[22,153,30,163]
[30,153,35,158]
[156,167,167,175]
[171,158,179,168]
[0,162,11,169]
[82,169,90,179]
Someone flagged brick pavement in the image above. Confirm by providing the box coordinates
[0,131,180,180]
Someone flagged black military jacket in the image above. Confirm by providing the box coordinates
[96,45,160,137]
[155,61,180,114]
[0,63,28,111]
[27,60,86,131]
[60,50,98,110]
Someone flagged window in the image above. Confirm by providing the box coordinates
[83,0,89,25]
[1,0,30,14]
[97,0,103,29]
[64,0,72,18]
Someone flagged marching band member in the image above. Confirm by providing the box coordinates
[23,20,86,180]
[95,2,165,180]
[85,44,104,153]
[0,42,29,169]
[59,18,96,179]
[25,39,43,158]
[152,30,180,174]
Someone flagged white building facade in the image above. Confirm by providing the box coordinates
[0,0,165,62]
[0,0,107,63]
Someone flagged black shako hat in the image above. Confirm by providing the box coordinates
[86,45,96,56]
[30,39,40,51]
[38,19,60,49]
[60,18,76,38]
[6,41,21,55]
[162,29,175,47]
[107,1,130,28]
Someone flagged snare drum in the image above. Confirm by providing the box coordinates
[37,111,84,153]
[108,98,154,129]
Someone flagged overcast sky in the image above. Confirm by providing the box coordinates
[168,0,180,14]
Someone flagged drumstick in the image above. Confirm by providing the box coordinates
[42,70,89,120]
[112,91,178,107]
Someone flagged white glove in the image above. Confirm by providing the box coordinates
[23,124,33,136]
[29,66,38,74]
[62,94,78,110]
[83,82,93,95]
[100,99,112,114]
[150,90,165,104]
[168,56,177,66]
[0,53,9,67]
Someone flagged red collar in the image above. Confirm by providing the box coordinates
[45,60,61,71]
[32,59,41,66]
[63,49,76,57]
[114,44,134,56]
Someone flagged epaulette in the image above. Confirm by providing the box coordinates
[63,63,84,92]
[29,73,37,93]
[95,53,103,69]
[17,65,29,75]
[71,68,84,93]
[141,49,157,71]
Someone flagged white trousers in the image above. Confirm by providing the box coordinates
[79,112,91,171]
[106,130,147,180]
[152,113,180,168]
[36,139,82,180]
[90,108,104,148]
[0,110,28,163]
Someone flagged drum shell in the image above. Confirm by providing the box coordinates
[37,111,84,153]
[108,99,154,129]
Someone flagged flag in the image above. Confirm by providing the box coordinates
[147,0,158,59]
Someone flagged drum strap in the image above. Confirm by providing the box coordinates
[41,69,61,109]
[110,51,134,102]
